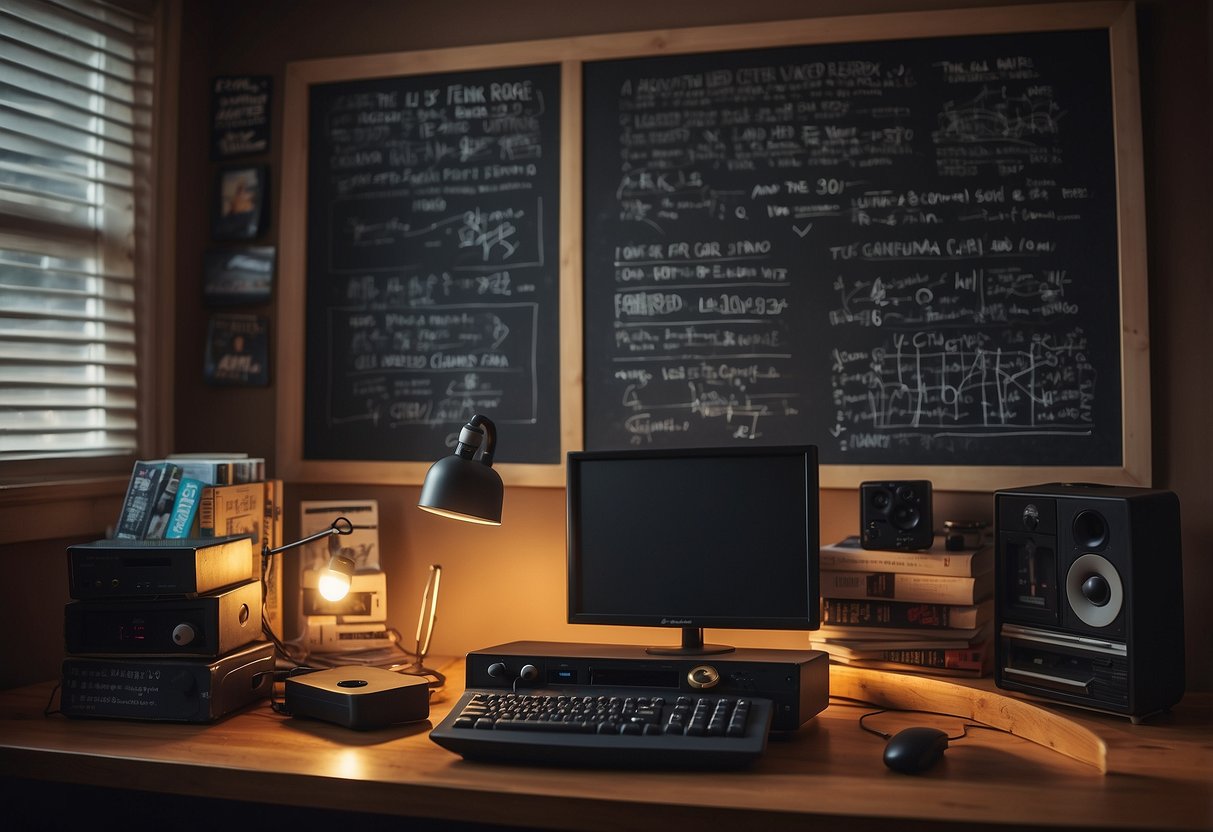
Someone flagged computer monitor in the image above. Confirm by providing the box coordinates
[566,445,819,655]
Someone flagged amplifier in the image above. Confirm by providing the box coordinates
[466,641,829,732]
[59,641,274,723]
[64,579,262,657]
[67,536,255,599]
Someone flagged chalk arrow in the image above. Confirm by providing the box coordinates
[793,223,813,237]
[829,424,846,437]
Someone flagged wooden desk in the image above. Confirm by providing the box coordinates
[0,661,1209,831]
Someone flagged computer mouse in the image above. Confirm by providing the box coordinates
[883,726,949,774]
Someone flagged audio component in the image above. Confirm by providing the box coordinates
[465,641,829,732]
[285,666,430,730]
[860,480,933,551]
[59,641,274,722]
[64,579,262,657]
[67,535,256,599]
[995,483,1184,721]
[305,621,396,653]
[302,569,386,622]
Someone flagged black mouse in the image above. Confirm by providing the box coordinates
[883,726,949,773]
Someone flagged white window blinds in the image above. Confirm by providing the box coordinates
[0,0,155,462]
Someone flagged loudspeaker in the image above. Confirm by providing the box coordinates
[995,483,1184,720]
[860,480,933,551]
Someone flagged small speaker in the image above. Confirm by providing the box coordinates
[860,480,933,551]
[995,483,1184,720]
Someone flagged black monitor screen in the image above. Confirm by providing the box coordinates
[567,446,819,637]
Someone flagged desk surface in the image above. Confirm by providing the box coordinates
[0,659,1210,831]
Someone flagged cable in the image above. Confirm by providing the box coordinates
[854,705,1003,743]
[43,683,60,717]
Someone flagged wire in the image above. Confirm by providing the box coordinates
[43,683,61,717]
[854,705,1001,743]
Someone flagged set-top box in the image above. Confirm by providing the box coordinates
[67,535,255,599]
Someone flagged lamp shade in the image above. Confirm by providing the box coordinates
[418,454,503,524]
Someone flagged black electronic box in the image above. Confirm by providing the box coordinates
[465,641,829,732]
[64,579,262,657]
[59,641,274,723]
[66,535,255,599]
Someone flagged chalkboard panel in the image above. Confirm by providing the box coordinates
[302,63,562,466]
[583,28,1127,471]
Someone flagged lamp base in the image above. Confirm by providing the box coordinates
[285,666,430,730]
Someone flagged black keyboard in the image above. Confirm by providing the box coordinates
[429,687,773,768]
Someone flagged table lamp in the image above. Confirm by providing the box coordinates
[417,414,503,525]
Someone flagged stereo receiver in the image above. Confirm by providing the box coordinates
[60,641,274,723]
[64,579,262,657]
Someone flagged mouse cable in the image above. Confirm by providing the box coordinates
[856,707,1004,743]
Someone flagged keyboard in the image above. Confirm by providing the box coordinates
[429,687,773,768]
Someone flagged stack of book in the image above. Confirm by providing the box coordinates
[114,454,284,639]
[811,535,995,677]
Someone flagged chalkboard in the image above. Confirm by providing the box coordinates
[583,24,1139,482]
[279,3,1148,488]
[298,63,564,471]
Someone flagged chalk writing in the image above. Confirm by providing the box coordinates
[304,65,562,463]
[584,30,1123,466]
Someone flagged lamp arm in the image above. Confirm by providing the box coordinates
[469,414,496,466]
[262,516,354,559]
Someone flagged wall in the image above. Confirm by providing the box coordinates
[163,0,1211,688]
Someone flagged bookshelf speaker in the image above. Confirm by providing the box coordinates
[995,483,1185,720]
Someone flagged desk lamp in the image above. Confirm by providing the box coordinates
[261,516,356,635]
[417,414,503,525]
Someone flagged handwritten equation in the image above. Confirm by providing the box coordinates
[583,30,1123,466]
[304,65,562,463]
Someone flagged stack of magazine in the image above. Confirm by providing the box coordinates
[811,535,995,677]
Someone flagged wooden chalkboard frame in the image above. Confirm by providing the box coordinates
[278,1,1148,490]
[279,43,585,486]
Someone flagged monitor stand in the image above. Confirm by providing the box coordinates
[645,627,735,656]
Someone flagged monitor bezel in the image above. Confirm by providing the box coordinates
[566,445,820,632]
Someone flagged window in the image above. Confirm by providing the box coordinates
[0,0,164,477]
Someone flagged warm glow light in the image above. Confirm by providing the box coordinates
[317,569,351,602]
[317,554,355,601]
[418,504,502,525]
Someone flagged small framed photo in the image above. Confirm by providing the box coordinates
[203,246,275,305]
[204,313,269,386]
[212,165,268,240]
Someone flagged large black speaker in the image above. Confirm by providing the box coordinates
[995,483,1184,720]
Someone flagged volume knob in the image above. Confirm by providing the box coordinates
[688,665,720,689]
[171,623,197,646]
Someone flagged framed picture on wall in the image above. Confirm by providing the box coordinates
[212,164,268,240]
[204,313,269,386]
[203,246,276,305]
[211,75,272,159]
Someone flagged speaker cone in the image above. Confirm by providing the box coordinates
[1065,553,1123,627]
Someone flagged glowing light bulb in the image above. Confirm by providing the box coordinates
[318,554,354,601]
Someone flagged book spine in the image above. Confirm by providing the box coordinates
[198,483,265,545]
[819,548,982,577]
[876,647,988,670]
[262,479,283,638]
[821,570,981,606]
[165,478,205,539]
[822,598,977,629]
[114,462,182,539]
[175,461,234,486]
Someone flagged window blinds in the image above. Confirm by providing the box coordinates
[0,0,154,461]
